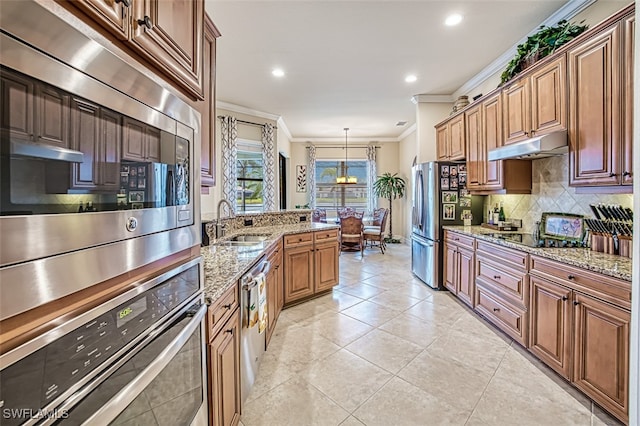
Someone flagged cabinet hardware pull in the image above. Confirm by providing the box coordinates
[623,171,631,177]
[573,301,579,306]
[223,304,232,310]
[115,0,131,6]
[225,329,233,334]
[493,275,501,280]
[138,16,153,29]
[493,308,500,312]
[567,275,575,280]
[609,173,617,177]
[524,131,529,136]
[454,238,459,241]
[562,296,568,301]
[530,130,535,136]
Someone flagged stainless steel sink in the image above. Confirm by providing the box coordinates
[228,234,270,242]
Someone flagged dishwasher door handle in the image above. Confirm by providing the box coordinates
[242,260,271,290]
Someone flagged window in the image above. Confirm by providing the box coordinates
[315,160,368,215]
[237,149,264,213]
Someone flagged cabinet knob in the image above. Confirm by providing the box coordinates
[573,301,580,306]
[567,274,575,280]
[623,171,631,177]
[223,303,232,310]
[493,307,500,312]
[562,296,568,301]
[138,16,153,29]
[493,275,501,280]
[115,0,131,7]
[225,328,233,334]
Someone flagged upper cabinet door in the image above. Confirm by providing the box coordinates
[482,93,503,190]
[131,0,204,100]
[1,69,35,143]
[530,57,567,136]
[436,123,449,160]
[622,14,634,185]
[35,84,70,148]
[502,78,531,144]
[200,14,221,187]
[448,114,466,160]
[464,105,482,190]
[72,0,129,40]
[568,24,621,186]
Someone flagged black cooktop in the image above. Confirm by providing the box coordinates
[483,233,584,248]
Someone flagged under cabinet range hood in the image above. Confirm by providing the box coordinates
[487,130,568,161]
[10,140,84,163]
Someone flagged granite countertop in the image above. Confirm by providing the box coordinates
[201,222,339,304]
[443,226,632,282]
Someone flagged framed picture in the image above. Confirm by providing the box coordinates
[130,167,137,177]
[540,212,585,241]
[450,177,459,189]
[442,191,458,203]
[137,166,146,177]
[443,203,456,220]
[120,165,129,175]
[131,202,144,210]
[137,178,146,189]
[441,165,449,178]
[296,165,307,192]
[459,198,471,207]
[120,175,129,187]
[129,178,138,189]
[459,174,467,186]
[129,191,144,203]
[450,166,458,177]
[440,178,449,190]
[458,164,466,173]
[459,189,470,197]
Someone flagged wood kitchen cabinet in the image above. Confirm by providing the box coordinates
[1,68,70,148]
[283,229,339,305]
[67,0,205,100]
[502,56,566,144]
[443,231,475,308]
[529,254,631,424]
[568,5,634,189]
[465,91,532,194]
[122,116,161,162]
[266,239,283,346]
[200,14,221,188]
[436,113,465,161]
[207,283,241,426]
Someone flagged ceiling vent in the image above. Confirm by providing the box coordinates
[396,121,408,126]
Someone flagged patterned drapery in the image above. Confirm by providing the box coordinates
[220,116,238,215]
[261,123,276,211]
[308,146,317,208]
[366,145,377,214]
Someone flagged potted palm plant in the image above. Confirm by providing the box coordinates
[373,173,406,243]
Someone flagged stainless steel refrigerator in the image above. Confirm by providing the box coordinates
[411,161,484,289]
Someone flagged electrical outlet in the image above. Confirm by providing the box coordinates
[300,216,307,222]
[244,219,253,226]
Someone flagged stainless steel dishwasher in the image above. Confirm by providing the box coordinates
[240,256,270,405]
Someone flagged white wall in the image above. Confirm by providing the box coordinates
[416,102,453,163]
[398,128,417,241]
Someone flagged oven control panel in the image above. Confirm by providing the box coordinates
[0,264,200,426]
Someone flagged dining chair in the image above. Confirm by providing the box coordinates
[363,208,388,253]
[312,208,327,223]
[339,215,364,256]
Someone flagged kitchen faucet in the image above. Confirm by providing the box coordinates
[216,198,234,238]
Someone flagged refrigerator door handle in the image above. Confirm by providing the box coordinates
[415,170,424,230]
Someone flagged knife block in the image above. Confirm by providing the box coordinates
[618,236,633,259]
[590,234,632,259]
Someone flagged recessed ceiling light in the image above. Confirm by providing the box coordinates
[445,13,463,26]
[405,75,417,83]
[272,68,285,77]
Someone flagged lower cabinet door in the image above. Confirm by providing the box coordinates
[456,247,475,308]
[266,265,277,346]
[209,309,241,426]
[443,242,458,294]
[573,293,630,423]
[314,241,339,292]
[528,277,572,379]
[284,244,314,304]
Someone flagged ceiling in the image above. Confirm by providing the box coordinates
[206,0,581,141]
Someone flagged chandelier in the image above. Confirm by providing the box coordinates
[336,127,357,184]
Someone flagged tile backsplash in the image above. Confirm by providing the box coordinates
[486,155,633,233]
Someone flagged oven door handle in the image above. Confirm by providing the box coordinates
[78,303,206,426]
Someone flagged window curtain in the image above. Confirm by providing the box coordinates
[308,146,317,208]
[366,146,377,214]
[261,123,276,211]
[220,116,238,215]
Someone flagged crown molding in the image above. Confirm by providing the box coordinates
[411,94,454,104]
[290,137,399,144]
[452,0,596,99]
[216,101,282,122]
[398,123,417,141]
[276,116,292,140]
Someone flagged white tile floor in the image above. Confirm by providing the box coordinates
[240,243,623,426]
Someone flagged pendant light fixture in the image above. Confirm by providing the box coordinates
[336,127,357,184]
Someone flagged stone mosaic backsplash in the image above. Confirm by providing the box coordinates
[486,155,633,234]
[203,210,312,241]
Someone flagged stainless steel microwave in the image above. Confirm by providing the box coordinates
[0,1,201,322]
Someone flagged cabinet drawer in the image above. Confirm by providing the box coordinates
[314,229,338,242]
[284,232,313,247]
[476,257,528,308]
[477,240,528,271]
[207,283,238,340]
[444,231,475,249]
[530,255,631,310]
[476,284,528,347]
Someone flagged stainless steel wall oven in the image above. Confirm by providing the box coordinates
[0,258,207,426]
[0,0,202,322]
